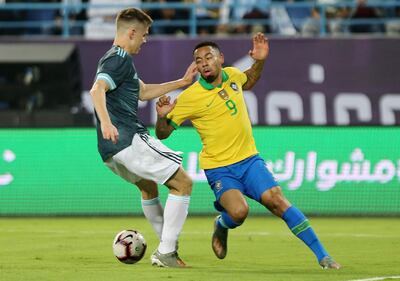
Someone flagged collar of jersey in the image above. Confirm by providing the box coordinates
[198,70,229,90]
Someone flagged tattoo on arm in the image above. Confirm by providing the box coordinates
[243,60,265,90]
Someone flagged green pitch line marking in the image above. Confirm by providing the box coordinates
[347,276,400,281]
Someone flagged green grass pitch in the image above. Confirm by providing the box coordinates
[1,217,399,281]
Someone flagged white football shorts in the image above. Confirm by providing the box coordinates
[105,133,183,184]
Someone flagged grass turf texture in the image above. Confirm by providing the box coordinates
[0,217,399,281]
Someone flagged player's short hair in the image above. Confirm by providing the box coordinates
[193,41,221,54]
[116,8,153,30]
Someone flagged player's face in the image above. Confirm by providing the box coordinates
[194,46,224,83]
[129,24,149,54]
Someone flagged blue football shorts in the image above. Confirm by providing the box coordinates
[204,154,279,211]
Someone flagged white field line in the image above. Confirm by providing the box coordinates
[1,229,400,239]
[347,276,400,281]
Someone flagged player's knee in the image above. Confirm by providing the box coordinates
[136,180,158,199]
[262,187,290,217]
[177,174,193,196]
[272,197,290,216]
[140,188,158,200]
[230,204,249,223]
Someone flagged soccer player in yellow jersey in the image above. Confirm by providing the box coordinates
[155,33,340,269]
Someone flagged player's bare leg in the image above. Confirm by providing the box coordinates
[136,179,159,200]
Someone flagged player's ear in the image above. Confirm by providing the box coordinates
[220,52,225,64]
[128,28,136,40]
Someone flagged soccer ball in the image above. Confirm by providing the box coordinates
[112,230,147,264]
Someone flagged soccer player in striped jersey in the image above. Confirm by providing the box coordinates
[90,8,198,268]
[155,33,340,269]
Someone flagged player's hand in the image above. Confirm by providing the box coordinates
[181,62,198,86]
[156,95,177,118]
[248,33,269,61]
[101,122,119,144]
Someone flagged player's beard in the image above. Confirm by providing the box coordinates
[203,74,217,83]
[202,69,219,83]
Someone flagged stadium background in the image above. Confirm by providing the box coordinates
[1,0,399,216]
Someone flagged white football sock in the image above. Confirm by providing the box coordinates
[158,194,190,254]
[141,197,163,240]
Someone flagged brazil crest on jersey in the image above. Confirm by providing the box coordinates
[94,46,148,161]
[167,67,258,169]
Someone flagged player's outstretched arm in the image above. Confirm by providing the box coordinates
[139,62,197,101]
[155,96,176,140]
[243,32,269,91]
[90,80,119,144]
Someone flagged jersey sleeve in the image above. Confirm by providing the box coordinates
[238,69,248,85]
[225,67,247,86]
[96,56,130,91]
[166,91,193,129]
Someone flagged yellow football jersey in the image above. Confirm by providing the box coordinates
[167,67,258,169]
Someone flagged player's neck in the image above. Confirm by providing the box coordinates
[113,38,128,53]
[210,73,223,87]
